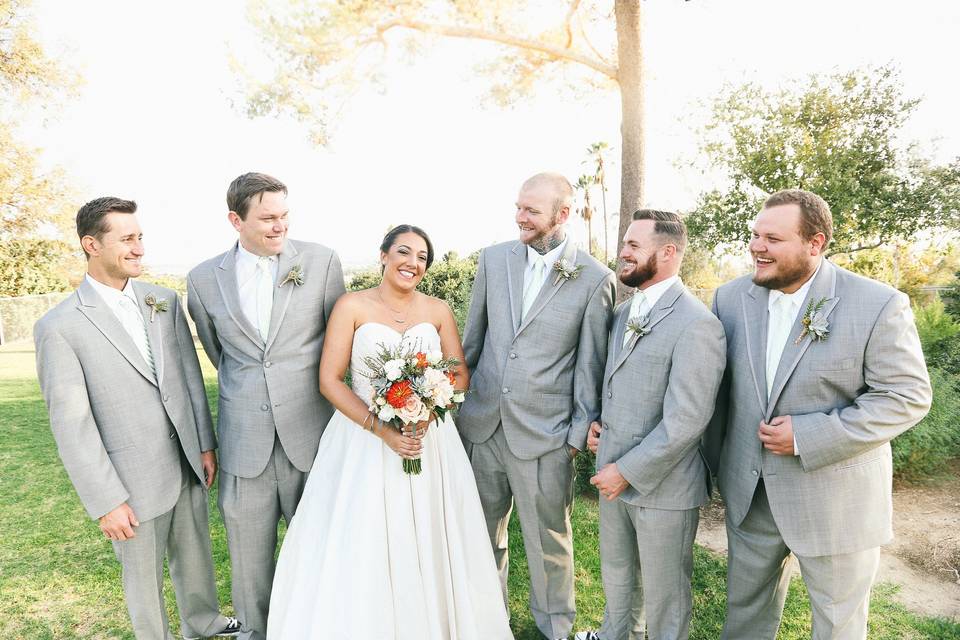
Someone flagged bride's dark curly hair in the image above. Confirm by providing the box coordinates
[379,224,435,272]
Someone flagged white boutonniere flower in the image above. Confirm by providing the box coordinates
[143,293,169,323]
[552,258,584,285]
[795,297,830,344]
[279,264,305,287]
[625,314,652,344]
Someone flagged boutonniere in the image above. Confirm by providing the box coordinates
[795,297,830,344]
[143,293,169,323]
[626,314,652,343]
[552,258,583,285]
[279,264,305,287]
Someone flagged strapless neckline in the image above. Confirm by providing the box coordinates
[355,321,438,337]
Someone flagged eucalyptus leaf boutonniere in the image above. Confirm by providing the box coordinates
[143,293,169,323]
[279,264,305,288]
[795,297,830,344]
[553,258,583,285]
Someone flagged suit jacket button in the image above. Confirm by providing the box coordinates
[264,361,272,368]
[607,391,612,399]
[509,352,517,359]
[162,394,170,402]
[169,432,176,439]
[261,403,270,411]
[502,387,510,394]
[751,469,759,476]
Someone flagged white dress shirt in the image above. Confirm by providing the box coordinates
[765,259,822,455]
[522,236,568,313]
[235,242,279,338]
[85,274,156,377]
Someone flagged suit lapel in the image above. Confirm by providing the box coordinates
[608,281,682,380]
[765,260,840,419]
[133,281,165,386]
[75,280,158,386]
[741,284,770,416]
[214,243,265,349]
[515,240,578,337]
[505,242,525,332]
[264,242,299,352]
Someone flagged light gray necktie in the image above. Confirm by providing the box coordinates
[521,256,546,321]
[623,290,648,347]
[765,294,793,397]
[118,295,156,378]
[256,256,274,341]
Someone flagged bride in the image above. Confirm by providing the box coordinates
[267,225,514,639]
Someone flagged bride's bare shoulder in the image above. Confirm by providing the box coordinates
[331,289,376,316]
[420,293,455,322]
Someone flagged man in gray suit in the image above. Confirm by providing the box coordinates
[705,189,932,639]
[576,210,726,640]
[187,173,345,640]
[34,197,238,640]
[459,172,616,640]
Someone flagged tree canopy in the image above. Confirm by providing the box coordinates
[686,66,960,256]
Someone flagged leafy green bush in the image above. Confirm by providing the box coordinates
[892,366,960,480]
[348,251,479,332]
[913,296,960,376]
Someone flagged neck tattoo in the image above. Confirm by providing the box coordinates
[530,230,565,256]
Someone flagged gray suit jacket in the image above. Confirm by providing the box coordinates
[704,260,931,556]
[458,239,616,459]
[34,279,215,522]
[187,239,345,478]
[597,282,726,510]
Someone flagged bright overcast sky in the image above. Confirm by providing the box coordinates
[24,0,960,273]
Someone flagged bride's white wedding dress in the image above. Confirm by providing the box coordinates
[267,322,513,639]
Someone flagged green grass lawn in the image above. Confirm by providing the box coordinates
[1,344,958,639]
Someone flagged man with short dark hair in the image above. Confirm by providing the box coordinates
[705,188,932,638]
[35,197,239,640]
[576,209,726,640]
[187,172,345,640]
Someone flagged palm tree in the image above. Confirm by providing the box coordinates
[586,141,612,263]
[575,174,597,258]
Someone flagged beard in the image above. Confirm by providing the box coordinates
[619,253,658,288]
[751,252,816,291]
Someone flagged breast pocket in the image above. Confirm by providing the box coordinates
[811,357,856,371]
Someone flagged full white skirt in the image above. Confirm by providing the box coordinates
[267,410,513,640]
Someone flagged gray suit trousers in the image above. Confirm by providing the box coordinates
[722,481,880,640]
[598,500,698,640]
[218,437,307,640]
[112,457,227,640]
[467,425,576,639]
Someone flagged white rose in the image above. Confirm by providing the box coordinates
[427,350,443,365]
[384,359,404,381]
[377,404,396,422]
[452,391,465,404]
[376,396,386,405]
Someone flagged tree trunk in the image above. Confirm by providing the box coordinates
[615,0,644,300]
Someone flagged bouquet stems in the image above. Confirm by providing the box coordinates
[403,458,422,474]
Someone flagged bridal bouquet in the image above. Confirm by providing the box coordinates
[362,341,466,474]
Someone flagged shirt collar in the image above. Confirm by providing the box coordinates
[768,259,822,312]
[634,275,680,312]
[526,235,568,269]
[85,273,137,307]
[236,241,277,266]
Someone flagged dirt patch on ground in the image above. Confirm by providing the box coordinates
[697,468,960,621]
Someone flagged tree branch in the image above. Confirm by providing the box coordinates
[564,0,582,49]
[376,17,618,81]
[827,238,886,257]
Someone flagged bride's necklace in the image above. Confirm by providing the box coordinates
[376,287,413,324]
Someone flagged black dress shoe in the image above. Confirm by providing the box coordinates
[183,616,242,639]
